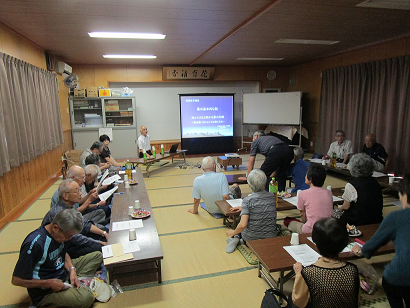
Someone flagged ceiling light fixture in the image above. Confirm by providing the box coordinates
[275,39,339,45]
[237,57,284,61]
[89,32,166,39]
[357,0,410,10]
[103,55,157,59]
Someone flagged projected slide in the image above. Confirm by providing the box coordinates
[180,94,233,138]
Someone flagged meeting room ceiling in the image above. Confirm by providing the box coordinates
[1,0,410,67]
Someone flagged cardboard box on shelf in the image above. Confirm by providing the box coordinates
[111,90,121,96]
[99,89,111,97]
[105,103,119,111]
[74,89,86,97]
[86,87,98,97]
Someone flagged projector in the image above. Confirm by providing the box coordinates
[225,153,239,158]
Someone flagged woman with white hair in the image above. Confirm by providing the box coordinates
[225,169,277,253]
[337,153,383,226]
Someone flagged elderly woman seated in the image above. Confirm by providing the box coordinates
[336,153,383,226]
[225,169,278,253]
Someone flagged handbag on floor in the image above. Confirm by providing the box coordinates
[261,288,288,308]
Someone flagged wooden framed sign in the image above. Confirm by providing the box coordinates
[163,67,214,80]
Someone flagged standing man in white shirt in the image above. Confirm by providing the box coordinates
[324,130,353,164]
[137,126,153,158]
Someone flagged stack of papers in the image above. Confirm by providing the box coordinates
[102,242,141,265]
[226,199,243,207]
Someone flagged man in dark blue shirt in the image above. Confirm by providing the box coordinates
[241,131,294,191]
[12,209,102,307]
[362,133,389,173]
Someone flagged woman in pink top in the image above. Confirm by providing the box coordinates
[286,165,334,234]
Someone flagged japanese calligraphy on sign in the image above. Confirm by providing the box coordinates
[163,67,214,80]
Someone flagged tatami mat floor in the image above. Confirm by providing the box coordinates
[0,154,401,308]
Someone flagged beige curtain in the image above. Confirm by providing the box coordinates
[0,52,63,176]
[317,55,410,174]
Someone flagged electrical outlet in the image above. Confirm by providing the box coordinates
[67,108,69,113]
[310,141,313,146]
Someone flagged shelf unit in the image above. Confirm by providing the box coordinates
[69,96,139,158]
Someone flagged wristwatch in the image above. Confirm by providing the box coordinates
[68,266,76,272]
[102,231,107,236]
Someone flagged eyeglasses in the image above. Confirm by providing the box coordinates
[58,227,74,240]
[70,188,81,194]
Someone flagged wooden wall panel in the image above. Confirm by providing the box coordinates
[0,130,72,228]
[0,23,46,69]
[369,38,407,61]
[126,66,162,82]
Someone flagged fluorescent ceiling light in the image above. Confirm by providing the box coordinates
[89,32,166,39]
[237,57,284,61]
[103,55,157,59]
[357,0,410,10]
[275,39,339,45]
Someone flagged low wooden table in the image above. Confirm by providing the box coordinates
[127,150,187,177]
[106,167,163,285]
[215,188,344,229]
[226,174,247,185]
[217,156,242,171]
[247,223,395,294]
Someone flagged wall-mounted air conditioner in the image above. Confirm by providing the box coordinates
[56,61,72,75]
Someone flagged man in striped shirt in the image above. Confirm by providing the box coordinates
[240,131,294,192]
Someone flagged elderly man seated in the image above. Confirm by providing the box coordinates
[188,156,241,217]
[363,133,389,173]
[225,169,278,253]
[43,179,108,258]
[79,141,110,170]
[323,130,353,164]
[82,164,111,218]
[50,165,107,224]
[12,209,102,308]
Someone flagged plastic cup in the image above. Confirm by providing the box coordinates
[297,190,302,197]
[124,174,128,182]
[134,200,141,210]
[327,185,332,191]
[322,160,326,166]
[290,233,299,245]
[389,177,394,184]
[128,206,134,216]
[125,181,130,189]
[129,229,136,241]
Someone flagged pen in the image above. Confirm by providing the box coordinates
[114,192,124,195]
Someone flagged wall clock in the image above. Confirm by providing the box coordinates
[267,70,277,81]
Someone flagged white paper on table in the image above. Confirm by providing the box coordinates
[98,186,118,201]
[118,169,136,174]
[122,241,141,254]
[332,196,343,202]
[392,200,402,207]
[96,169,109,191]
[372,171,387,177]
[102,174,121,185]
[112,219,143,231]
[102,245,113,258]
[283,244,321,266]
[307,237,362,253]
[283,196,298,206]
[226,199,243,207]
[309,158,329,164]
[336,163,347,168]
